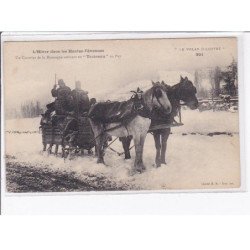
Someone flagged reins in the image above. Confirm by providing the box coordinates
[108,144,135,156]
[88,122,124,145]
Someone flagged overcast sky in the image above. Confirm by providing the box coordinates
[4,37,237,110]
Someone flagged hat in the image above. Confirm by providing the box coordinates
[58,79,65,85]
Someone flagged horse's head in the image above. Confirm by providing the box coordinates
[149,81,172,114]
[176,76,199,110]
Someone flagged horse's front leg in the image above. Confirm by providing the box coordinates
[125,136,132,159]
[55,144,59,155]
[89,121,105,164]
[153,132,161,167]
[161,128,171,165]
[95,134,106,164]
[133,135,146,173]
[61,146,65,158]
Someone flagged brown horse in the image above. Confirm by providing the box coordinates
[121,76,199,167]
[88,83,172,174]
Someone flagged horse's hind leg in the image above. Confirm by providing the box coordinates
[94,145,97,156]
[120,136,132,159]
[55,144,59,155]
[126,136,133,159]
[69,147,75,160]
[153,132,161,167]
[161,128,170,165]
[43,143,47,151]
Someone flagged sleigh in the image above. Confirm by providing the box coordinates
[74,116,95,150]
[41,114,95,157]
[41,124,64,146]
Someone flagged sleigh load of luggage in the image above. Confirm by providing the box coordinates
[40,76,199,172]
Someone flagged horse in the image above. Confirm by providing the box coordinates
[120,76,199,168]
[88,82,172,174]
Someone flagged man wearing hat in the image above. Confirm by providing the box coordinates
[71,81,90,117]
[51,79,72,115]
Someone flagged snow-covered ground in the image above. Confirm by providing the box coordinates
[4,109,240,192]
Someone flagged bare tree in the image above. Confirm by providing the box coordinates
[221,59,238,96]
[20,100,43,118]
[214,66,222,97]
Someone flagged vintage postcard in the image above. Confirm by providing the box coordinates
[1,33,242,193]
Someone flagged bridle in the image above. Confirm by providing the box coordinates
[151,86,167,111]
[172,82,197,107]
[131,86,169,118]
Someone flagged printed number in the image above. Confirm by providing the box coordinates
[196,53,203,56]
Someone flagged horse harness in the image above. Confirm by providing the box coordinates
[89,86,166,144]
[105,86,166,131]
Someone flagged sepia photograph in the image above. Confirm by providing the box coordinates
[2,34,241,193]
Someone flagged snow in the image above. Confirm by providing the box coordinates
[4,109,240,191]
[5,117,41,132]
[175,109,239,134]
